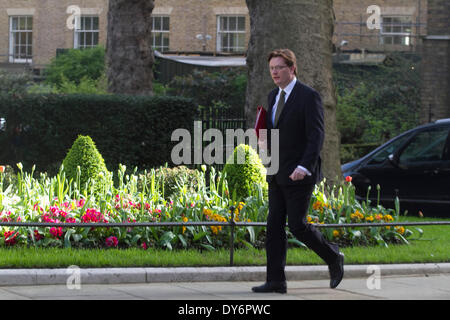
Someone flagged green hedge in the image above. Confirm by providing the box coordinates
[0,94,197,174]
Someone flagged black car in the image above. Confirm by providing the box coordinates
[342,119,450,217]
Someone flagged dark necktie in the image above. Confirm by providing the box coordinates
[274,90,285,126]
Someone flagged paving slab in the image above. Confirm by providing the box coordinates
[0,274,448,300]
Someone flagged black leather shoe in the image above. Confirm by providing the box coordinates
[252,281,287,294]
[329,252,344,289]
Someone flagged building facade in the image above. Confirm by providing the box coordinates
[0,0,428,71]
[420,0,450,122]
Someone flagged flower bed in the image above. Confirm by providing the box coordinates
[0,164,419,250]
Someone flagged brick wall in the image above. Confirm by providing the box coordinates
[333,0,427,52]
[153,0,249,53]
[420,0,450,122]
[0,0,108,66]
[0,0,429,68]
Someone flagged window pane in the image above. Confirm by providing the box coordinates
[28,32,33,45]
[237,33,245,49]
[229,33,235,48]
[93,17,99,30]
[12,17,18,30]
[156,33,162,46]
[221,17,228,31]
[221,34,229,50]
[368,134,412,165]
[163,17,169,31]
[86,32,92,46]
[27,45,32,57]
[154,17,161,31]
[162,33,169,47]
[229,17,237,31]
[237,17,245,31]
[399,129,449,163]
[80,33,85,46]
[27,17,32,30]
[93,32,99,46]
[19,17,26,30]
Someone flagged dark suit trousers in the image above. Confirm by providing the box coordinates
[266,179,339,282]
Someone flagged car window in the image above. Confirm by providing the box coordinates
[367,133,412,165]
[399,127,450,164]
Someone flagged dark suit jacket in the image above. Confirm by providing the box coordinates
[266,80,324,186]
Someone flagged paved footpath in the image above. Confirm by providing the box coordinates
[0,274,449,300]
[0,263,449,301]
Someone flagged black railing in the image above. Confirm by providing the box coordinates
[1,220,449,266]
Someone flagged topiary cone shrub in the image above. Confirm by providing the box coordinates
[221,144,267,201]
[62,135,110,192]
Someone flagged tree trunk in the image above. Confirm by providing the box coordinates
[245,0,342,184]
[106,0,155,95]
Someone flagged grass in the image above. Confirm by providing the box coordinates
[0,216,448,268]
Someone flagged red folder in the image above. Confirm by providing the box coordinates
[254,105,267,139]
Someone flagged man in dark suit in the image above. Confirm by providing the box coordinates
[252,49,344,294]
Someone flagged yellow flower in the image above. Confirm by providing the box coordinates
[333,230,340,238]
[383,214,394,222]
[395,226,405,234]
[182,216,188,234]
[351,210,364,221]
[207,213,227,234]
[365,215,374,222]
[307,215,312,223]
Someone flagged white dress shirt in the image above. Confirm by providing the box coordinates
[271,77,312,177]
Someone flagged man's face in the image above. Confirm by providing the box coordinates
[269,57,295,89]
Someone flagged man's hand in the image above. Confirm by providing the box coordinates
[289,167,307,181]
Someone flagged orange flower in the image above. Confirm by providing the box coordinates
[0,166,5,173]
[345,176,352,182]
[312,201,323,212]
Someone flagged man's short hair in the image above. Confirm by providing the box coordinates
[267,49,297,76]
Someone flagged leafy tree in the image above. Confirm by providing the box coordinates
[44,46,105,87]
[245,0,341,183]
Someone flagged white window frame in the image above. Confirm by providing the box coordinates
[381,16,412,46]
[74,15,99,49]
[9,16,33,63]
[151,15,170,52]
[216,15,246,53]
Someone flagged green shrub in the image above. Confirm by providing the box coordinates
[0,94,197,174]
[221,144,267,201]
[62,135,110,191]
[44,46,105,87]
[154,166,202,200]
[0,70,32,95]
